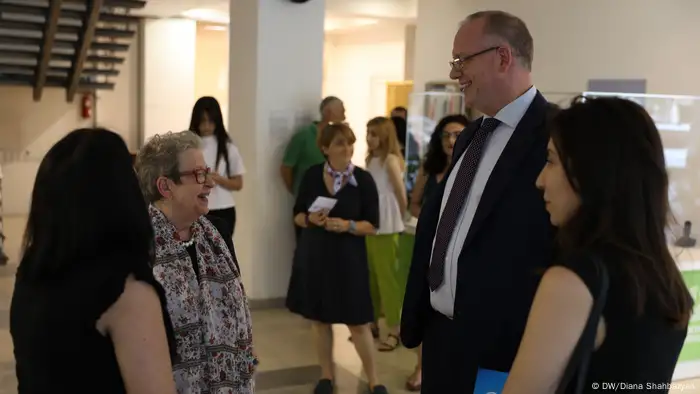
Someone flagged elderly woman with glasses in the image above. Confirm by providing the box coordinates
[134,130,256,394]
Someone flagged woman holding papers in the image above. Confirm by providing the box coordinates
[364,117,407,352]
[502,97,692,393]
[286,123,389,394]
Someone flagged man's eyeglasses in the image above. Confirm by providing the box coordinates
[179,167,212,184]
[450,46,500,71]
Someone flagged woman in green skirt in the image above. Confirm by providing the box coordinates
[365,117,408,352]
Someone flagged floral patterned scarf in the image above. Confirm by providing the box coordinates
[325,161,357,193]
[149,205,256,394]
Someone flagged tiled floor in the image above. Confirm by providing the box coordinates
[0,215,699,393]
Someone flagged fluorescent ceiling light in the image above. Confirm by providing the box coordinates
[204,25,227,31]
[182,8,229,24]
[325,17,378,31]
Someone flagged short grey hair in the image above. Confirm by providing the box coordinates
[135,130,202,203]
[464,10,534,71]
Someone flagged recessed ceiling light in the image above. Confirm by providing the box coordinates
[182,8,229,24]
[204,25,227,31]
[324,17,378,31]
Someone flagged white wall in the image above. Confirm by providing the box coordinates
[0,39,141,217]
[323,22,407,165]
[228,0,326,301]
[413,0,700,97]
[142,18,197,141]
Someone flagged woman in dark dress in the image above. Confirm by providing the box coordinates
[10,128,177,394]
[502,97,694,393]
[286,123,389,394]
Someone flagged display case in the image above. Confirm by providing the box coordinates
[583,91,700,381]
[404,91,465,205]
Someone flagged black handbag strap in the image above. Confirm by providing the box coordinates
[556,256,610,394]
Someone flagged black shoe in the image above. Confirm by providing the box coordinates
[313,379,334,394]
[371,384,389,394]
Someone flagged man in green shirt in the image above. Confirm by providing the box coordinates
[280,96,346,196]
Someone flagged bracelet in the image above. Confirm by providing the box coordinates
[304,213,310,227]
[348,220,357,233]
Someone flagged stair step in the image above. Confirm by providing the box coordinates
[0,63,120,76]
[0,3,140,24]
[0,20,135,39]
[0,73,115,90]
[0,49,125,64]
[0,35,130,52]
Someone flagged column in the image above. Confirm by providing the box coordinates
[228,0,325,301]
[141,18,197,142]
[412,0,466,92]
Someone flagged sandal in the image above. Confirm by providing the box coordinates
[405,369,422,392]
[377,333,400,352]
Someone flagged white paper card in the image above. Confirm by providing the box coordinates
[308,196,337,213]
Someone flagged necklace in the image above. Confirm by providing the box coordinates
[174,226,197,248]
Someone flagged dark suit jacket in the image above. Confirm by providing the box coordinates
[400,92,556,377]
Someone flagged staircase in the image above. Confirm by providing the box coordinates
[0,0,146,102]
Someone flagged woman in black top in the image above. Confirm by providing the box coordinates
[286,123,388,394]
[10,128,177,394]
[503,97,693,393]
[408,114,469,218]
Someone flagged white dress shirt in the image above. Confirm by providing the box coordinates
[429,86,537,317]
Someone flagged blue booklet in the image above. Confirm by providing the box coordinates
[473,368,509,394]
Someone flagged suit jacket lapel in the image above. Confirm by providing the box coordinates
[461,92,548,251]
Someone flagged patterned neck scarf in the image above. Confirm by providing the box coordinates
[149,205,256,394]
[325,161,357,193]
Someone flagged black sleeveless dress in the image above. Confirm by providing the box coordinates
[558,252,689,392]
[10,215,234,394]
[421,173,439,207]
[10,253,175,394]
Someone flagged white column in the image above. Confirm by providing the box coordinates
[142,19,197,142]
[412,0,466,92]
[228,0,325,300]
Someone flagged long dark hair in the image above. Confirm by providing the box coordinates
[189,96,231,176]
[422,114,470,175]
[19,128,154,281]
[551,96,692,326]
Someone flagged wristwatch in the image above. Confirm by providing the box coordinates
[348,220,357,233]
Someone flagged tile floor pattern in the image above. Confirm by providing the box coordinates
[0,215,699,394]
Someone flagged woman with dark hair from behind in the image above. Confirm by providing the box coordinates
[189,96,245,235]
[10,128,176,394]
[503,96,693,393]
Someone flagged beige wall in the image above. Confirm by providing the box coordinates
[194,23,229,125]
[324,21,408,165]
[0,36,140,217]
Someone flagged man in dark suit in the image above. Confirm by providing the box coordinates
[400,10,556,393]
